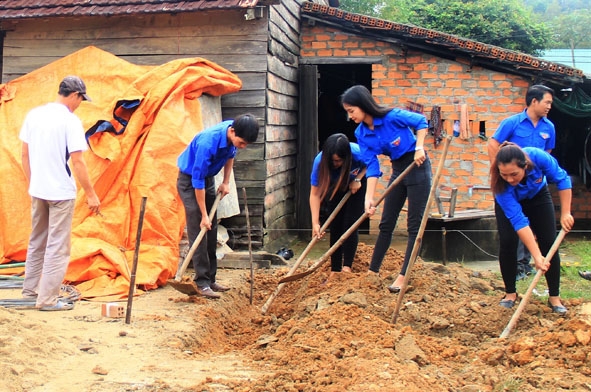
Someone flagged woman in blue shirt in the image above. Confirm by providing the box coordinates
[310,133,366,280]
[491,142,574,314]
[340,85,431,293]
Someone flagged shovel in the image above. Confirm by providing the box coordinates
[278,161,417,284]
[261,168,368,314]
[262,188,352,313]
[499,228,567,339]
[168,193,221,295]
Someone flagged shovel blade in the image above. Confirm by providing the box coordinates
[167,279,199,296]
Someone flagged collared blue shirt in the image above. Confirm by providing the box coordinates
[492,109,555,151]
[495,147,571,231]
[354,109,428,178]
[310,143,366,186]
[177,120,236,189]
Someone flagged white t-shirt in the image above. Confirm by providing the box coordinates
[19,102,88,201]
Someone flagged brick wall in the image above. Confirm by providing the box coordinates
[301,25,591,230]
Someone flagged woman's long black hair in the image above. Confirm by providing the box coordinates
[340,85,391,118]
[318,133,352,201]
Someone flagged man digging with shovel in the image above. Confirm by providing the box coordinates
[176,114,259,298]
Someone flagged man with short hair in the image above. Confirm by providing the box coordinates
[487,84,556,280]
[20,75,101,311]
[177,114,259,298]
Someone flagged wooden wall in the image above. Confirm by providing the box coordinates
[1,9,271,247]
[261,0,301,247]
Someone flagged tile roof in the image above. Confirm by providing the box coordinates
[302,2,585,84]
[0,0,272,19]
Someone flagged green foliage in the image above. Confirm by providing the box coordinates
[339,0,551,55]
[549,12,591,49]
[524,0,591,48]
[337,0,387,18]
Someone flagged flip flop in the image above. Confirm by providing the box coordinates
[39,300,75,311]
[578,271,591,281]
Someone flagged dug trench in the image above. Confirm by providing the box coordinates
[1,242,590,391]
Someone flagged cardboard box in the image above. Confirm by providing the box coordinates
[101,302,125,318]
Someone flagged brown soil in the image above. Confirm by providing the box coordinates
[1,242,590,392]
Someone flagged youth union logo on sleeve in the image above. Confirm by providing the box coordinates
[390,137,401,147]
[539,132,550,140]
[535,176,543,183]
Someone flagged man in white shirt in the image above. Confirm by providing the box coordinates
[20,75,101,311]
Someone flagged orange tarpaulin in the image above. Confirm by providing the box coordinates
[0,46,242,299]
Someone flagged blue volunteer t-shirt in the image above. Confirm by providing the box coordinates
[492,109,555,151]
[495,147,571,231]
[354,108,428,178]
[177,120,236,189]
[310,143,365,186]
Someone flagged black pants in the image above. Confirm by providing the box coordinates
[369,152,432,274]
[176,172,218,288]
[326,179,366,272]
[494,186,561,296]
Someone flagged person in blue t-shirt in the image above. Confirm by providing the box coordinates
[177,114,259,298]
[491,142,574,314]
[488,85,556,279]
[340,85,431,293]
[310,133,366,281]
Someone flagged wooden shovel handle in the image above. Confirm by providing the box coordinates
[174,193,221,282]
[391,135,452,324]
[261,189,353,313]
[277,162,417,284]
[499,228,567,339]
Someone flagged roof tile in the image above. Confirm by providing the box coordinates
[0,0,266,18]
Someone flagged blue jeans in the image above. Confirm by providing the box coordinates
[369,152,432,274]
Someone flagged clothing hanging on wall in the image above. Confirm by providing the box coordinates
[429,105,443,146]
[459,103,470,140]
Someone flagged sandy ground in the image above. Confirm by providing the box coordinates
[1,241,591,392]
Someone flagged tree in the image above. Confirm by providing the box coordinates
[337,0,387,17]
[550,12,591,62]
[339,0,551,55]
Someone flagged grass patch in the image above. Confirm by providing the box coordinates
[516,236,591,302]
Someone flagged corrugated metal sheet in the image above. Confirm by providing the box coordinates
[0,0,274,19]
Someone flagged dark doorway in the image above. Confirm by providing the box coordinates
[549,109,591,188]
[317,64,372,233]
[317,64,371,147]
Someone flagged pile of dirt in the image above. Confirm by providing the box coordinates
[1,242,590,391]
[189,243,591,391]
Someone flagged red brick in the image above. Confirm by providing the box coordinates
[478,81,495,88]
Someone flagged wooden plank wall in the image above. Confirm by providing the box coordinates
[1,9,270,247]
[262,0,301,247]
